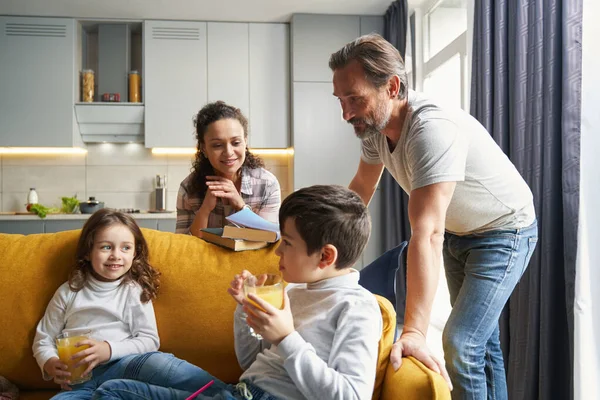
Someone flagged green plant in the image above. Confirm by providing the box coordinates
[29,204,59,219]
[61,195,80,214]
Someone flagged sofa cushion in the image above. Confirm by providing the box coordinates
[0,229,280,389]
[0,229,398,396]
[0,230,81,390]
[372,295,395,400]
[141,229,280,383]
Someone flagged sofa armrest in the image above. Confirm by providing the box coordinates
[379,356,451,400]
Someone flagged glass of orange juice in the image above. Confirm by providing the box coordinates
[56,329,92,384]
[242,273,284,339]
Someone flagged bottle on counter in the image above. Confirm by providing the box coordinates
[26,188,39,212]
[27,188,39,205]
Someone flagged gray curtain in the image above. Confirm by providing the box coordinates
[470,1,582,399]
[382,0,411,250]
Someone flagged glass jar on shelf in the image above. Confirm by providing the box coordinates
[81,69,95,102]
[128,70,141,103]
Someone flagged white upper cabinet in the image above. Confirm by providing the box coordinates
[360,16,384,36]
[144,20,207,148]
[291,14,360,83]
[0,17,78,147]
[248,23,290,148]
[207,23,250,118]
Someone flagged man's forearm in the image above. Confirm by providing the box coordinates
[402,232,443,337]
[349,179,376,205]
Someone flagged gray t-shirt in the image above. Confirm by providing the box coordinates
[361,90,535,234]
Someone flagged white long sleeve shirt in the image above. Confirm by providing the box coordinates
[33,276,159,379]
[235,270,382,400]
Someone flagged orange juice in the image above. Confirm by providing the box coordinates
[56,335,91,384]
[247,287,284,312]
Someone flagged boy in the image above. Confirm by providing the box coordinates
[94,185,383,400]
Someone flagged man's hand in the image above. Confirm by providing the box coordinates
[243,291,294,344]
[72,338,111,377]
[43,357,71,389]
[390,330,452,390]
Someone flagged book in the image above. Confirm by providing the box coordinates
[222,207,281,242]
[222,225,278,243]
[200,228,269,252]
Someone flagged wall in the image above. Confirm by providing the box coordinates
[0,144,292,212]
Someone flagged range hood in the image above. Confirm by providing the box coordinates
[74,103,144,143]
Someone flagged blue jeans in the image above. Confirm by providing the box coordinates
[51,352,209,400]
[91,353,278,400]
[51,353,141,399]
[442,220,538,400]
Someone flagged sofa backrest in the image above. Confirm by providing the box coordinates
[0,229,394,395]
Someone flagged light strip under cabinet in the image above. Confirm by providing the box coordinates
[151,148,294,156]
[0,147,88,155]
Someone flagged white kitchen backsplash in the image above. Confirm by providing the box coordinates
[0,144,292,212]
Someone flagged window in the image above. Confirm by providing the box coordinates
[418,0,469,110]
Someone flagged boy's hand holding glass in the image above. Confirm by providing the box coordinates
[227,270,255,305]
[243,290,294,345]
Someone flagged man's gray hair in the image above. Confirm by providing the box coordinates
[329,33,408,99]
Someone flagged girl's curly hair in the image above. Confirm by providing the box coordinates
[69,209,160,303]
[188,101,264,197]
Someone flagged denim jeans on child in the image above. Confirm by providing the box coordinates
[442,220,538,400]
[50,353,140,399]
[90,352,279,400]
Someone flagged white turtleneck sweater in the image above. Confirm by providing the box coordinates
[33,276,159,379]
[235,269,383,400]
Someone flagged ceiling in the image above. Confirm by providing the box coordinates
[0,0,409,23]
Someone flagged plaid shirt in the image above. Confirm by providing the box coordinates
[176,167,281,234]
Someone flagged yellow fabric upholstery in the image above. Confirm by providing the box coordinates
[0,229,450,399]
[381,356,451,400]
[372,296,395,400]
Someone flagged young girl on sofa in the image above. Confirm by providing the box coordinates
[32,208,161,399]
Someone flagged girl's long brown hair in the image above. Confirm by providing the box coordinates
[69,209,160,303]
[188,101,264,197]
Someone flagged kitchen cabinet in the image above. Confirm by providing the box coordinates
[45,220,84,233]
[0,16,79,147]
[290,14,363,188]
[360,16,384,37]
[290,14,385,268]
[248,23,290,148]
[292,82,360,190]
[207,23,250,118]
[0,216,176,234]
[0,221,45,235]
[144,20,208,148]
[157,219,176,232]
[291,14,360,83]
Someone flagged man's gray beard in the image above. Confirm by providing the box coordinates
[354,102,391,140]
[355,125,380,140]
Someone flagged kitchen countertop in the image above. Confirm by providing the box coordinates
[0,212,176,221]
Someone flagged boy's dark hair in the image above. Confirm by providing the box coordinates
[69,208,160,303]
[279,185,371,269]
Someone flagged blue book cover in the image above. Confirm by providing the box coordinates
[226,207,280,240]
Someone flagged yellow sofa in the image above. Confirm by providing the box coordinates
[0,229,450,400]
